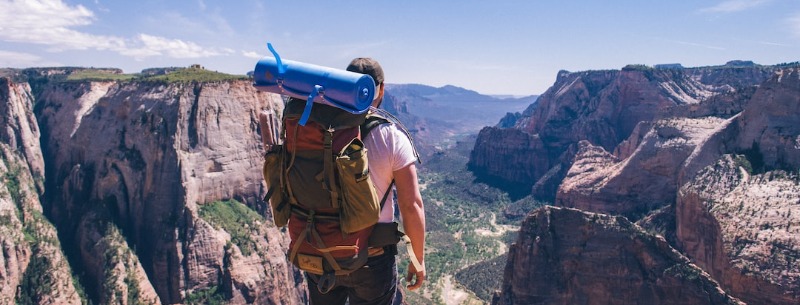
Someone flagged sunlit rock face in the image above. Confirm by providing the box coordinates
[10,71,305,304]
[470,64,779,202]
[488,65,800,304]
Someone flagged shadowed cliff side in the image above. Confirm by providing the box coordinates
[1,77,82,304]
[493,206,743,305]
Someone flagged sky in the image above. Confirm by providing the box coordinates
[0,0,798,96]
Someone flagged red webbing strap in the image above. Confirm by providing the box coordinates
[288,209,355,274]
[284,123,300,205]
[310,223,344,272]
[288,212,310,265]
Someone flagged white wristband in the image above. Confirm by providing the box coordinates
[402,235,425,273]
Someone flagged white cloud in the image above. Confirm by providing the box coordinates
[242,51,263,59]
[0,0,231,60]
[123,34,229,59]
[699,0,770,13]
[0,0,124,50]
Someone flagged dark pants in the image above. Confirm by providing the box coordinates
[306,252,400,305]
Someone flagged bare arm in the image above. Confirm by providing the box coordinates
[394,163,426,290]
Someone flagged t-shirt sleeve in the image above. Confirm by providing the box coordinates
[387,124,417,172]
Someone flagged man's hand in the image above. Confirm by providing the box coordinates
[405,264,426,290]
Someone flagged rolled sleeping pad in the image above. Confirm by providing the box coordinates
[253,44,376,125]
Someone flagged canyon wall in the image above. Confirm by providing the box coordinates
[1,70,307,304]
[490,65,800,304]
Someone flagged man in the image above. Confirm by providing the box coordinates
[304,58,427,305]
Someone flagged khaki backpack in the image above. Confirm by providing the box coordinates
[262,97,403,278]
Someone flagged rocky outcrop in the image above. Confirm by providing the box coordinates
[469,127,549,198]
[1,77,81,304]
[557,116,728,218]
[493,206,742,305]
[469,64,780,201]
[76,211,161,304]
[730,68,800,172]
[674,68,800,304]
[0,78,44,190]
[32,77,305,304]
[678,156,800,305]
[555,67,799,219]
[492,66,800,305]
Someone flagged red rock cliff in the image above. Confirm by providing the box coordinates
[493,206,742,305]
[469,65,779,201]
[492,65,800,305]
[33,77,306,304]
[1,77,82,304]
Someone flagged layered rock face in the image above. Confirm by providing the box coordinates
[493,206,742,305]
[557,116,728,218]
[678,156,800,305]
[1,78,81,304]
[0,73,307,304]
[490,65,800,304]
[675,68,800,304]
[469,65,779,201]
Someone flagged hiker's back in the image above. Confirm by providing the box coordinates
[264,97,381,276]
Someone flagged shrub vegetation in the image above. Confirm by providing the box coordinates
[199,199,263,256]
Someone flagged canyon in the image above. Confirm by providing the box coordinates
[484,63,800,304]
[2,61,799,304]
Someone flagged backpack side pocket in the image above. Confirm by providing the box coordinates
[336,138,380,233]
[263,147,289,227]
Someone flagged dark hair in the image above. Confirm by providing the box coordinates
[346,58,384,86]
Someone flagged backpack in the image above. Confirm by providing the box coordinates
[262,97,400,278]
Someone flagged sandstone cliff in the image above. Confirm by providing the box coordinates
[531,66,800,303]
[557,116,728,218]
[0,69,310,304]
[678,156,800,305]
[469,64,780,201]
[1,77,81,304]
[674,68,800,304]
[33,78,306,304]
[493,206,742,305]
[489,65,800,304]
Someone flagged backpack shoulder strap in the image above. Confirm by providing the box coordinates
[360,113,391,138]
[360,108,422,164]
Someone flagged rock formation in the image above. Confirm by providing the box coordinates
[1,69,307,304]
[557,116,728,218]
[1,77,81,304]
[489,65,800,304]
[469,64,780,201]
[674,68,800,304]
[493,206,742,305]
[678,156,800,305]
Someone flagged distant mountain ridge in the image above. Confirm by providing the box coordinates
[385,83,537,151]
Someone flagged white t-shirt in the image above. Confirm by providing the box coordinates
[362,120,417,223]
